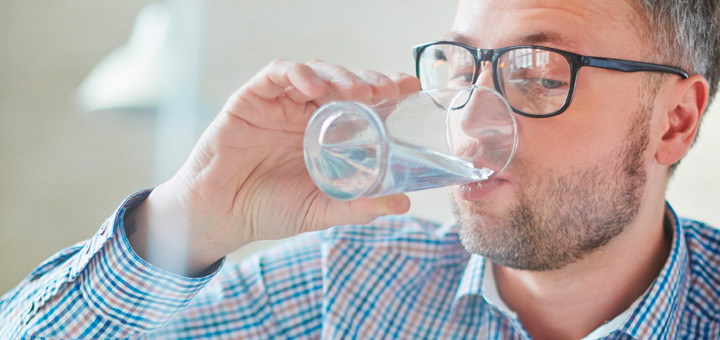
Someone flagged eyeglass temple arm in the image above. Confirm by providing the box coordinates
[583,56,689,79]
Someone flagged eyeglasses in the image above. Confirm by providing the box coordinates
[412,41,689,118]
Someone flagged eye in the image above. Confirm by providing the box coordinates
[519,77,568,93]
[505,77,568,99]
[539,78,564,89]
[448,66,475,87]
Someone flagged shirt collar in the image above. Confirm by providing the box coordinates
[451,203,689,340]
[452,252,486,311]
[619,203,689,340]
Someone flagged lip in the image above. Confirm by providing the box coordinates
[456,177,508,201]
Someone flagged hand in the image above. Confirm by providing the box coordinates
[128,60,421,275]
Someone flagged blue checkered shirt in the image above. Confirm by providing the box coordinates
[1,190,719,339]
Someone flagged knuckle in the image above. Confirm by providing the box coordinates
[355,68,373,76]
[358,69,384,82]
[356,82,373,91]
[375,73,394,85]
[386,71,412,80]
[289,62,307,73]
[352,83,374,96]
[269,58,288,67]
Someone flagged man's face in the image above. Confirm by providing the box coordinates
[449,0,660,270]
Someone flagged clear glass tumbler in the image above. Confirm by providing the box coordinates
[303,85,517,200]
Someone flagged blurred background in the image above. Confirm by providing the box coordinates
[1,0,718,294]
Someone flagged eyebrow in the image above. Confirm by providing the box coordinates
[444,31,472,45]
[444,31,579,50]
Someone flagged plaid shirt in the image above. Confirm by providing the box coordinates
[1,190,719,339]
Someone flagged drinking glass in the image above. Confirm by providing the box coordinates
[303,85,517,200]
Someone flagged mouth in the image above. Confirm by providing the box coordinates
[455,177,508,201]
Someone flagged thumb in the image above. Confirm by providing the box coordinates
[323,194,411,227]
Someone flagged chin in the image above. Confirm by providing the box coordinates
[450,188,511,227]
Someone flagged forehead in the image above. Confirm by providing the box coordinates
[450,0,643,58]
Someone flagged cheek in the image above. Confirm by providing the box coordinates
[512,117,610,171]
[521,78,645,168]
[512,107,635,173]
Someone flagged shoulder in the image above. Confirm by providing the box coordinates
[679,217,720,323]
[681,217,720,264]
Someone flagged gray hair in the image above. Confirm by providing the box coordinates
[630,0,720,174]
[631,0,720,106]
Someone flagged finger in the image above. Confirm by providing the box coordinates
[307,61,374,103]
[323,194,411,227]
[354,69,400,104]
[282,86,317,104]
[246,59,327,101]
[387,72,422,96]
[357,194,411,216]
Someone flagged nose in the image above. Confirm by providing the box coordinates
[474,61,495,90]
[452,86,517,176]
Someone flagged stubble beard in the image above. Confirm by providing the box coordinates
[452,104,652,271]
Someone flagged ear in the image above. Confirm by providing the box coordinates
[655,75,709,166]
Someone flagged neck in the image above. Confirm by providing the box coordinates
[493,198,673,340]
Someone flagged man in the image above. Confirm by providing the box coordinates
[2,0,719,338]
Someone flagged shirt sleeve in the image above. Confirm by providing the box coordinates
[0,190,326,339]
[0,190,222,339]
[146,231,325,339]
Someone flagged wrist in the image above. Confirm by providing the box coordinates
[125,184,227,277]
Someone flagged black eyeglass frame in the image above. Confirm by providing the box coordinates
[412,41,689,118]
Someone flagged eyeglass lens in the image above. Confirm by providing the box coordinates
[418,44,572,116]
